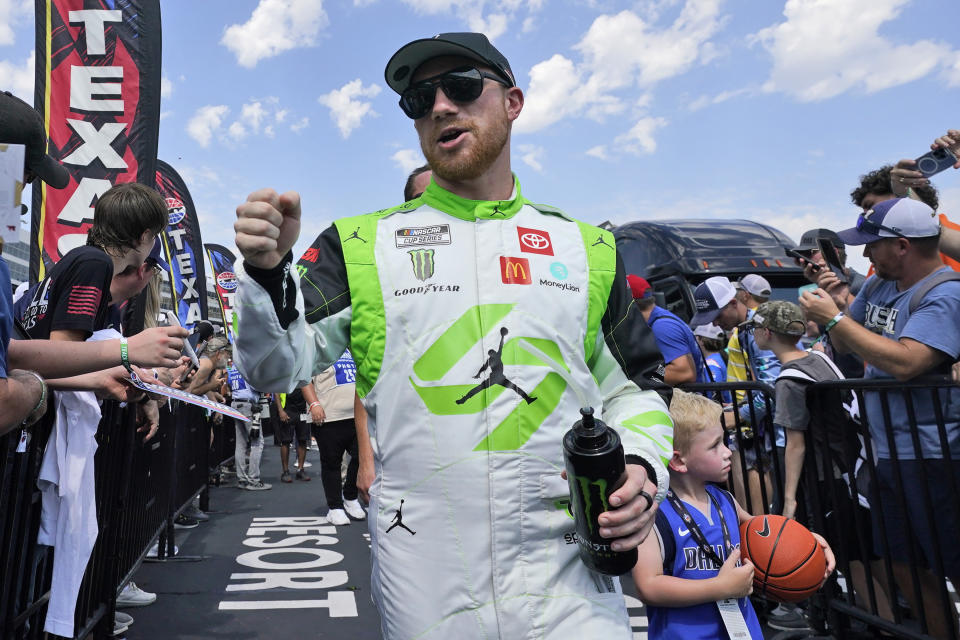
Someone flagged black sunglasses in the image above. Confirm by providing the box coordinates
[857,208,907,239]
[399,66,511,120]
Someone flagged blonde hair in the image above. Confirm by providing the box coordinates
[143,271,163,329]
[669,389,722,453]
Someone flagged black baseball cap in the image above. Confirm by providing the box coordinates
[796,228,843,253]
[0,91,69,189]
[385,32,515,94]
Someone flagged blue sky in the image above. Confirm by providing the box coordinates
[2,0,960,275]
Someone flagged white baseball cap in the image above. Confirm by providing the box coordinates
[691,276,737,327]
[693,323,725,340]
[837,198,940,245]
[734,274,771,299]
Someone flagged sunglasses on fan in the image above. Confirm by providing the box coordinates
[399,66,512,119]
[856,209,907,239]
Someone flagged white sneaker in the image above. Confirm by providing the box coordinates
[112,618,128,636]
[115,611,134,627]
[117,581,156,607]
[327,508,350,525]
[147,541,179,558]
[343,498,366,520]
[302,460,313,468]
[244,480,273,491]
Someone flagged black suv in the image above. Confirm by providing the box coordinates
[613,219,808,323]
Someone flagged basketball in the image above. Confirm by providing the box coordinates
[740,514,826,603]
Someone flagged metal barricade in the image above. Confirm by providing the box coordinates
[0,396,219,638]
[0,411,54,639]
[802,376,959,640]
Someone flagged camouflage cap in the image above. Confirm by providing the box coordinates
[751,301,806,336]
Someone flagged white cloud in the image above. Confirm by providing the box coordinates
[227,121,247,141]
[221,0,328,68]
[517,1,724,134]
[187,105,229,147]
[159,111,173,121]
[291,116,310,132]
[239,101,268,133]
[264,124,276,138]
[586,145,609,160]
[687,87,751,111]
[160,75,173,99]
[398,0,543,41]
[0,52,34,101]
[391,149,423,173]
[275,109,288,123]
[317,79,381,138]
[178,165,223,189]
[753,0,959,101]
[613,116,668,155]
[945,52,960,87]
[518,144,545,172]
[0,0,31,47]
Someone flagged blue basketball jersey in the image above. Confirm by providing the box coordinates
[647,485,763,639]
[332,350,357,386]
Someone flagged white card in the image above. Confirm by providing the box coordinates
[716,598,751,639]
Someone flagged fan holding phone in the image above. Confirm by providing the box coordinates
[789,229,867,296]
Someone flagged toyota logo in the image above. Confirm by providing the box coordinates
[520,232,550,250]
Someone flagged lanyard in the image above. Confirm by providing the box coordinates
[666,489,733,569]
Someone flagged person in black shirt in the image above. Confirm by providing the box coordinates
[276,385,312,482]
[20,183,166,342]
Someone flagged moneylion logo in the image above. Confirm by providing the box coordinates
[408,249,435,281]
[409,303,568,451]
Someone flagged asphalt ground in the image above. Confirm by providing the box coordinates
[118,442,816,639]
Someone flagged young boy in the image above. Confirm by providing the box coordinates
[633,389,763,639]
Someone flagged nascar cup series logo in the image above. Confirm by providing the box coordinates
[217,271,238,291]
[166,197,186,226]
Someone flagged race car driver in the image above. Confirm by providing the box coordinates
[232,32,673,640]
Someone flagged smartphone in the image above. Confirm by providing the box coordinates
[785,248,821,272]
[816,238,849,285]
[915,147,957,178]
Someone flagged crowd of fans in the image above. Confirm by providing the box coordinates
[624,127,960,637]
[0,91,369,636]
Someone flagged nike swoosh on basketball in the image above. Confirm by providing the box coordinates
[755,517,771,537]
[677,527,689,537]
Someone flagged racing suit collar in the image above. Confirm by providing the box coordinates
[421,174,524,220]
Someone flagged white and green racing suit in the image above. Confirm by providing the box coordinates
[234,176,673,639]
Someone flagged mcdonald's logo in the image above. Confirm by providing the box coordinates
[500,256,531,285]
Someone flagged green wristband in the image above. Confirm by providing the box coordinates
[120,336,131,370]
[824,312,845,332]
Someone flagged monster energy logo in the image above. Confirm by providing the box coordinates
[408,249,436,281]
[576,477,610,536]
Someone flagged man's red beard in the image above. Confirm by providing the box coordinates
[421,111,510,183]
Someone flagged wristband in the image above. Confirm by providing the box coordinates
[22,371,47,425]
[824,312,845,332]
[120,336,131,371]
[309,402,322,410]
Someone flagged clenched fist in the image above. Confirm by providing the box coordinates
[235,189,302,270]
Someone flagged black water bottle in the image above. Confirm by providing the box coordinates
[563,406,637,575]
